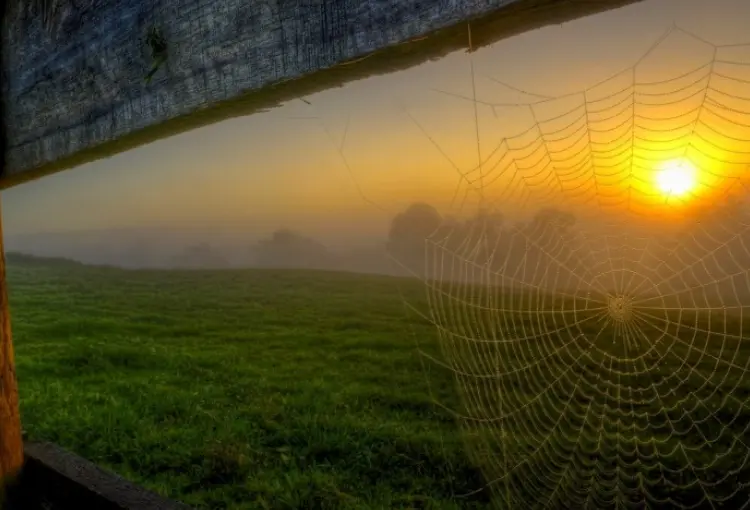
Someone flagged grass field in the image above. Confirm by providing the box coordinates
[8,253,750,509]
[7,254,489,510]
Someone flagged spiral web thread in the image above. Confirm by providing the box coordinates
[415,25,750,509]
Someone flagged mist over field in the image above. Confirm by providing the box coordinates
[7,195,750,308]
[5,1,750,508]
[3,221,394,273]
[4,225,380,271]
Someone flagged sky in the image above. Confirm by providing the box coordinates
[3,0,750,247]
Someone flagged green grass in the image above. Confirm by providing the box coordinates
[7,253,750,509]
[7,254,489,509]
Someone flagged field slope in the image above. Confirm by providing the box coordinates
[7,254,489,509]
[11,253,750,508]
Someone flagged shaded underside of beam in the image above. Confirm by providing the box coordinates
[4,442,193,509]
[0,0,642,189]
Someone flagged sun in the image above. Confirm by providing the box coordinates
[656,159,697,197]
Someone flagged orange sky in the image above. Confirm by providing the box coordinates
[3,0,750,241]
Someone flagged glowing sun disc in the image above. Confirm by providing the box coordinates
[656,160,696,197]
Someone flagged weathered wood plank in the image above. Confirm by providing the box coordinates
[0,197,23,487]
[0,0,642,189]
[8,442,194,509]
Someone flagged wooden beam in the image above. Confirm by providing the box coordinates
[15,442,194,509]
[0,0,644,189]
[0,196,23,488]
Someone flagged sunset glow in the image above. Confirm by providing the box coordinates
[656,160,697,198]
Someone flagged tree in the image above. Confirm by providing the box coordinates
[387,203,443,277]
[490,208,581,291]
[252,229,335,270]
[447,208,504,266]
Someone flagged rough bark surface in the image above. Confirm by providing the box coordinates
[0,199,22,485]
[0,0,641,188]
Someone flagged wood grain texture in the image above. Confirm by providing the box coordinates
[0,0,642,189]
[0,199,23,485]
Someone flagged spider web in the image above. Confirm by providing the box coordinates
[410,25,750,509]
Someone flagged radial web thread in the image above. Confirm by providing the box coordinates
[413,26,750,509]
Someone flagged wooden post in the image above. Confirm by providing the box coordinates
[0,199,23,485]
[0,1,24,493]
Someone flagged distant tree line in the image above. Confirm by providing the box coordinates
[10,194,750,304]
[385,202,585,286]
[244,202,586,289]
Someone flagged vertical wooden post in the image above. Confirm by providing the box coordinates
[0,199,23,484]
[0,0,23,491]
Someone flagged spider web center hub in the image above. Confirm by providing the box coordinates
[608,294,634,322]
